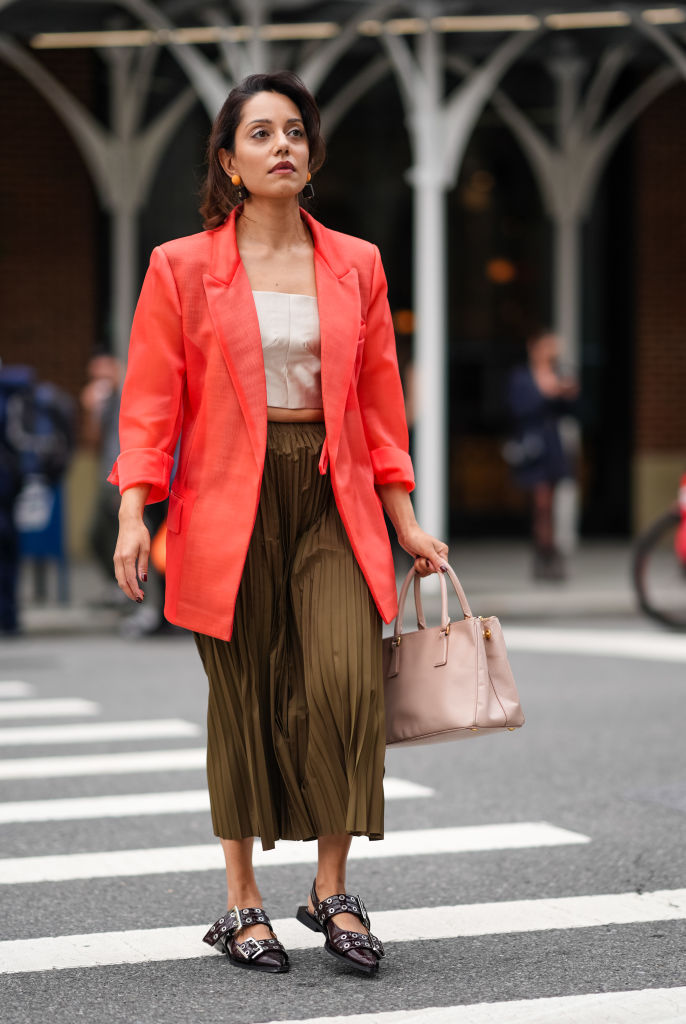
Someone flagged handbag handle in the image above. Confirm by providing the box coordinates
[392,562,473,643]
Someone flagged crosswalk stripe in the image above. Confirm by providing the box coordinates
[505,626,686,664]
[0,748,207,779]
[0,777,431,824]
[383,778,433,798]
[0,682,35,698]
[1,888,684,973]
[262,987,686,1024]
[0,823,589,884]
[0,719,200,746]
[0,699,100,720]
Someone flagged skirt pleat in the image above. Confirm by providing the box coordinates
[195,421,385,851]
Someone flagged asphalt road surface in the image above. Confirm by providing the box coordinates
[1,619,685,1023]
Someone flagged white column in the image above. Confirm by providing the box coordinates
[553,212,580,370]
[111,207,137,362]
[411,27,448,543]
[413,170,448,541]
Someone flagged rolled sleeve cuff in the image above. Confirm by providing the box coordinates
[107,448,174,504]
[370,446,415,491]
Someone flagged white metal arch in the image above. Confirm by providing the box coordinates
[0,33,197,359]
[378,10,544,539]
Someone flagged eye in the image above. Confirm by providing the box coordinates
[288,128,305,138]
[251,129,269,139]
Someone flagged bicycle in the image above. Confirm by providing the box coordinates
[632,472,686,629]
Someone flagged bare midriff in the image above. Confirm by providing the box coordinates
[267,406,324,422]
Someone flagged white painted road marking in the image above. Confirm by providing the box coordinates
[0,822,588,884]
[0,719,201,746]
[262,987,686,1023]
[1,888,684,973]
[0,682,35,698]
[0,699,99,720]
[504,626,686,664]
[381,777,433,799]
[0,748,207,779]
[0,777,431,824]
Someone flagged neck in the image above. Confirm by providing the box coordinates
[236,197,309,250]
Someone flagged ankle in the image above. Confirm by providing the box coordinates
[315,874,346,899]
[227,889,263,910]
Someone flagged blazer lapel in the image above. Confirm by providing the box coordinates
[203,212,267,469]
[202,208,362,469]
[304,210,362,461]
[314,253,360,461]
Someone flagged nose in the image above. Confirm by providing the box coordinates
[273,131,290,152]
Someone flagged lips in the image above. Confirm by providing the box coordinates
[270,161,295,172]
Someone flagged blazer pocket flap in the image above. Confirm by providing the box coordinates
[167,492,184,534]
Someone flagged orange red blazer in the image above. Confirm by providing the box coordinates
[109,208,414,640]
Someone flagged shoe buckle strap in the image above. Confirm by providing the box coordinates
[335,930,384,959]
[202,912,237,947]
[356,895,370,930]
[202,907,270,947]
[237,936,264,960]
[316,893,369,928]
[231,905,270,931]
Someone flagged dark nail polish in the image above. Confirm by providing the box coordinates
[440,563,448,572]
[136,596,143,603]
[141,573,148,582]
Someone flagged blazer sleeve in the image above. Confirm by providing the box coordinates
[357,246,415,491]
[107,246,185,503]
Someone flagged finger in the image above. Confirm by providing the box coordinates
[113,554,138,602]
[420,550,444,575]
[123,553,144,602]
[138,550,149,584]
[431,540,450,573]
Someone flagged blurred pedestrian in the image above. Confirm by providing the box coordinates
[505,330,579,580]
[81,353,123,586]
[0,363,75,633]
[110,71,447,975]
[82,354,170,633]
[0,365,27,634]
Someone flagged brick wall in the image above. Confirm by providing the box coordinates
[635,82,686,453]
[0,52,98,401]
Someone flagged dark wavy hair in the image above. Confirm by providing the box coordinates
[200,71,326,229]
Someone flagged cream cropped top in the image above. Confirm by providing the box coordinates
[253,291,322,409]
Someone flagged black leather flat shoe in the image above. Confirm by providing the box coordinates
[296,880,384,976]
[203,906,289,973]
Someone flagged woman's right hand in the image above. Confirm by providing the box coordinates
[113,485,151,602]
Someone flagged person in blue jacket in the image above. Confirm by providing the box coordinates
[506,330,579,580]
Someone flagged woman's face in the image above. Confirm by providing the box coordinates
[220,91,310,200]
[529,333,560,364]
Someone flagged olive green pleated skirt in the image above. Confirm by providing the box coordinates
[194,421,385,852]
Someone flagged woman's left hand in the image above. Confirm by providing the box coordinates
[397,524,449,577]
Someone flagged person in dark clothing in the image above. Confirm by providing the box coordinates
[506,330,579,580]
[81,354,123,584]
[0,363,76,633]
[0,367,27,634]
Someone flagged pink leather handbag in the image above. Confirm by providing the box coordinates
[383,564,524,746]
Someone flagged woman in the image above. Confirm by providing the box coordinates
[111,71,448,976]
[506,329,579,580]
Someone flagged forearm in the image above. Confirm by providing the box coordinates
[119,484,151,523]
[377,482,417,543]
